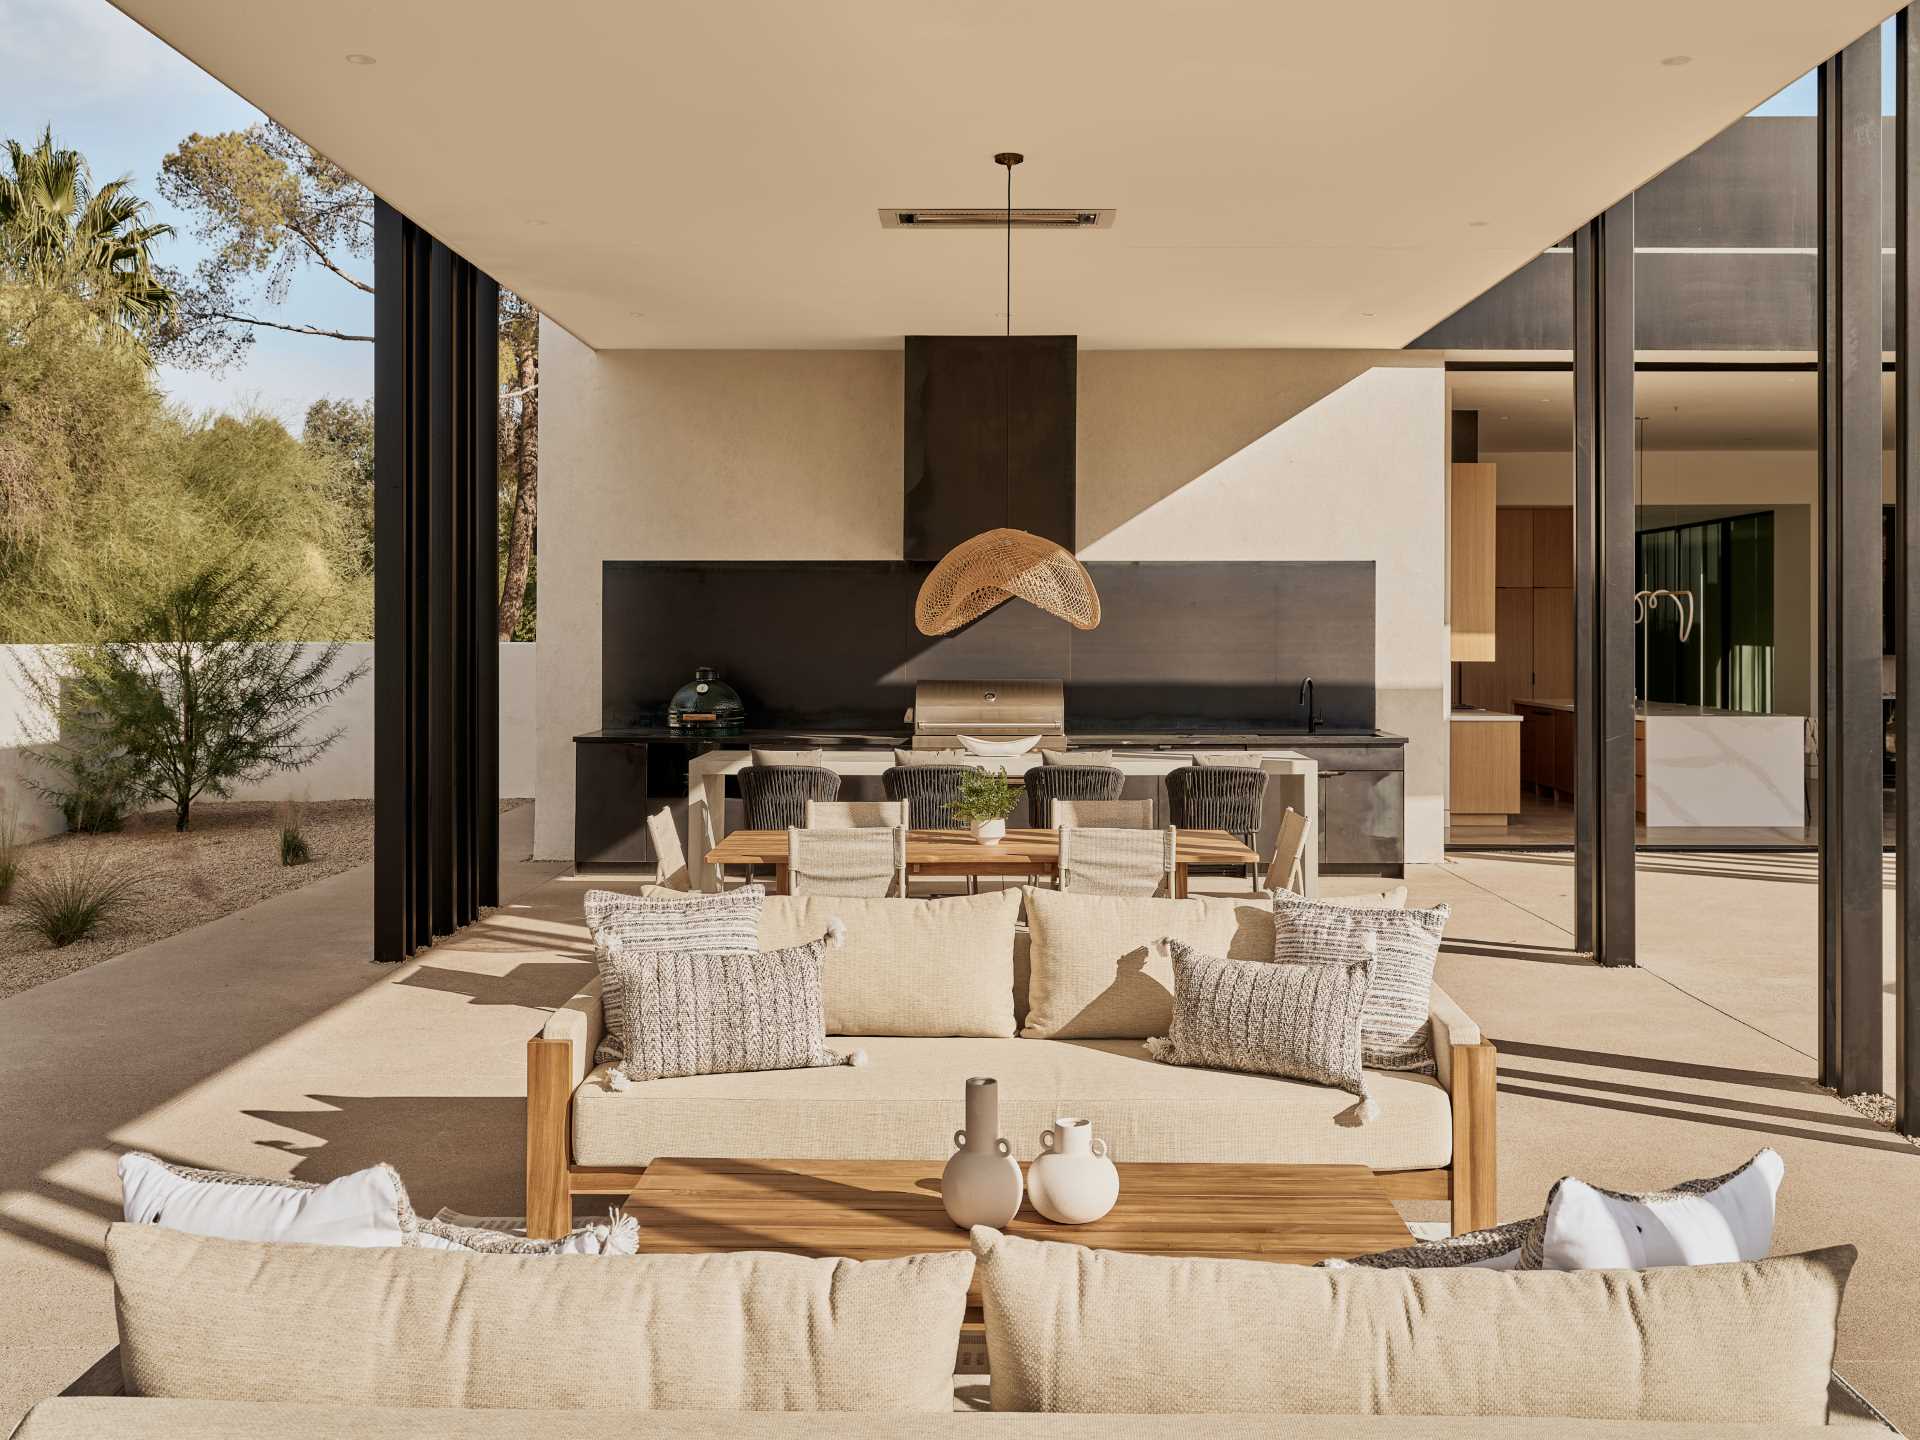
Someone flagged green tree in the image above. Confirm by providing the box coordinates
[23,561,366,831]
[161,121,540,636]
[303,396,374,576]
[0,127,176,348]
[157,120,371,367]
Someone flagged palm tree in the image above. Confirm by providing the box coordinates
[0,127,176,345]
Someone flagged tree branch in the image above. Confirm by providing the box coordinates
[286,217,375,294]
[500,383,539,401]
[201,309,372,342]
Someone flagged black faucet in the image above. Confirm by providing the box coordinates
[1298,676,1319,734]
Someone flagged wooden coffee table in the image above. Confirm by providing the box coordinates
[626,1158,1414,1309]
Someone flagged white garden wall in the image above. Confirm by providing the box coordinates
[0,642,536,842]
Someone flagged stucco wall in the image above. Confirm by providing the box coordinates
[0,643,536,842]
[536,324,1449,861]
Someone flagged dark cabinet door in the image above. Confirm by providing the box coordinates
[904,335,1076,560]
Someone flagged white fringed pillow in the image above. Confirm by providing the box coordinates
[1533,1148,1784,1270]
[118,1153,418,1248]
[119,1153,632,1256]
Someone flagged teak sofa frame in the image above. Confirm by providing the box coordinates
[525,1032,1498,1242]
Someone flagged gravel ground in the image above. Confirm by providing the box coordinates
[0,799,374,1000]
[0,799,528,1001]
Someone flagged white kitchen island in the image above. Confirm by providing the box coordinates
[1516,699,1806,829]
[685,748,1319,895]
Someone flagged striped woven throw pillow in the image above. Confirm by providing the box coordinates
[1146,939,1377,1124]
[582,886,765,1065]
[1270,892,1449,1074]
[605,935,855,1082]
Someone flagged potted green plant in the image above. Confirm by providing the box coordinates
[949,767,1019,845]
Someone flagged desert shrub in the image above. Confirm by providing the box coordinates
[9,849,142,947]
[277,796,310,865]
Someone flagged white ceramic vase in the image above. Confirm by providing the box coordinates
[970,816,1007,846]
[941,1077,1024,1230]
[1027,1116,1119,1225]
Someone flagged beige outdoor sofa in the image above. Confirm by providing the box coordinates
[13,1220,1897,1437]
[527,887,1497,1240]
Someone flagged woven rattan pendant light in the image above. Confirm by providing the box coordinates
[914,154,1101,636]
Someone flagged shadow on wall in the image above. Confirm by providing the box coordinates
[1076,352,1441,553]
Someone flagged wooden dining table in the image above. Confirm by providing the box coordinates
[703,827,1261,897]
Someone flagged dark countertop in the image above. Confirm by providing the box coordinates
[575,726,1407,747]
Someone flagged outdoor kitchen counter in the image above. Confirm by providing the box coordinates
[683,747,1321,896]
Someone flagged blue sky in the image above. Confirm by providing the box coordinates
[0,0,373,428]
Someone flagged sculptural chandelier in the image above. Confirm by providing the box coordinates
[914,153,1101,636]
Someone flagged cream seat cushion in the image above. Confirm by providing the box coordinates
[8,1400,1886,1437]
[973,1227,1855,1424]
[107,1224,971,1413]
[757,891,1020,1038]
[1021,889,1276,1038]
[572,1036,1450,1171]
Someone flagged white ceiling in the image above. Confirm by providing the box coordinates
[1450,365,1896,451]
[111,0,1897,350]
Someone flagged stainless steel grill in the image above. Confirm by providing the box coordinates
[910,679,1065,751]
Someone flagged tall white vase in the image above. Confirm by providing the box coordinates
[941,1077,1023,1229]
[1027,1116,1119,1225]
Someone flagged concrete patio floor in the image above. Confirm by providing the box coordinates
[0,809,1913,1432]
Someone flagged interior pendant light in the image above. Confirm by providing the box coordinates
[914,152,1101,636]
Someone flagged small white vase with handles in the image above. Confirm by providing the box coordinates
[970,816,1007,846]
[941,1077,1024,1229]
[1027,1116,1119,1225]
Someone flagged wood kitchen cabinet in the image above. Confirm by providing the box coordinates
[1449,715,1521,826]
[1449,463,1497,662]
[1458,506,1573,714]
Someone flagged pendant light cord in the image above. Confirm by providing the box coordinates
[1005,160,1012,338]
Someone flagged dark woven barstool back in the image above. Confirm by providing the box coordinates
[882,765,971,829]
[1023,765,1124,829]
[1165,765,1266,840]
[740,765,840,830]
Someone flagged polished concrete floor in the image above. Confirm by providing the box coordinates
[0,808,1913,1431]
[1444,784,1900,851]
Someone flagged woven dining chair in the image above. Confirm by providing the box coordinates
[1023,764,1123,829]
[1165,764,1267,889]
[787,825,908,897]
[806,799,908,828]
[881,764,970,829]
[740,765,840,829]
[1264,806,1311,895]
[1057,825,1177,896]
[645,807,690,891]
[1052,798,1155,829]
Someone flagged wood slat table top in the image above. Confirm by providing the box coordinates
[704,827,1259,869]
[626,1158,1414,1286]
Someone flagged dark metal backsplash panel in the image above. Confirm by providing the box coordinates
[602,560,1374,732]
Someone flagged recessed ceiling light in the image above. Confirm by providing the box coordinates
[1360,311,1375,317]
[1467,219,1488,228]
[345,52,376,65]
[1660,54,1692,67]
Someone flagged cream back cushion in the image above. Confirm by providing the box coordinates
[109,1225,973,1412]
[759,891,1020,1037]
[973,1228,1853,1422]
[1020,888,1274,1038]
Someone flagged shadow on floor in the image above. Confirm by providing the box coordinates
[1498,1066,1889,1132]
[1490,1039,1818,1093]
[1496,1082,1917,1155]
[1442,937,1591,967]
[244,1095,530,1218]
[396,960,593,1008]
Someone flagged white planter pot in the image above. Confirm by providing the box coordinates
[970,817,1007,846]
[1027,1116,1119,1225]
